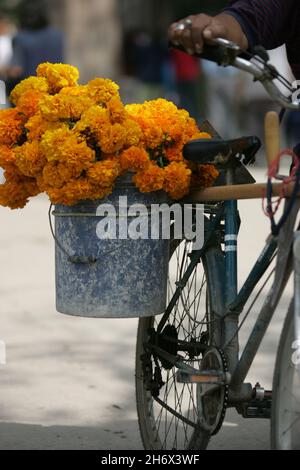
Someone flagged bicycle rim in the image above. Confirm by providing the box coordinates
[271,300,300,449]
[135,238,224,450]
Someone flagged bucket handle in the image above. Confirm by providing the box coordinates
[48,204,124,265]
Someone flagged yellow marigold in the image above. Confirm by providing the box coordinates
[17,89,46,118]
[25,112,68,141]
[75,105,110,135]
[123,119,142,147]
[37,63,79,93]
[133,164,165,193]
[0,177,40,209]
[87,159,120,188]
[39,94,94,122]
[14,141,46,177]
[191,164,219,189]
[98,123,127,154]
[59,85,89,97]
[10,76,49,105]
[40,127,73,162]
[163,162,192,200]
[0,108,25,146]
[119,146,149,173]
[87,78,120,105]
[106,96,127,123]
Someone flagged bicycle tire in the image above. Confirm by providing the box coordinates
[135,236,225,450]
[271,299,300,449]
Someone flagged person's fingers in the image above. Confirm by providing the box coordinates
[189,14,214,53]
[202,18,228,43]
[168,16,195,52]
[168,14,215,55]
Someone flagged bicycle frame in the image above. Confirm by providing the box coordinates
[157,168,299,405]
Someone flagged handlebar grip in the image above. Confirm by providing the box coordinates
[169,42,228,65]
[265,111,280,168]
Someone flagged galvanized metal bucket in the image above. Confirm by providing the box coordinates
[53,176,170,318]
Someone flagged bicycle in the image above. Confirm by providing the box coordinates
[135,38,300,450]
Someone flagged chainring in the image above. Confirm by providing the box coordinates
[197,347,229,435]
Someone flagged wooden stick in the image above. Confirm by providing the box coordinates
[265,111,280,168]
[186,182,300,202]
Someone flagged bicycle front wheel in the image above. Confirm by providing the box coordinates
[271,300,300,449]
[135,237,224,450]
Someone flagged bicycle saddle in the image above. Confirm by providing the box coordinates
[183,136,261,166]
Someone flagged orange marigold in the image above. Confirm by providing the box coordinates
[0,177,40,209]
[14,141,46,177]
[25,113,68,141]
[163,162,192,200]
[39,94,94,121]
[191,164,219,189]
[87,159,120,188]
[119,146,149,173]
[0,108,25,146]
[98,123,127,154]
[17,89,46,118]
[87,78,120,105]
[133,164,165,193]
[10,76,49,105]
[107,96,127,123]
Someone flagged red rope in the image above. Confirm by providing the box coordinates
[263,148,299,219]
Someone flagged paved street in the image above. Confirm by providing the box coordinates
[0,169,292,450]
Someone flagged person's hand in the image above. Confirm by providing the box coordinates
[168,13,248,55]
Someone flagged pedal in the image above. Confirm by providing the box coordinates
[177,369,230,385]
[237,385,272,419]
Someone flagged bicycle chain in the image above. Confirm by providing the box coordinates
[150,347,229,436]
[211,347,229,436]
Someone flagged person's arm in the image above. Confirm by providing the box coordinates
[224,0,296,50]
[168,0,295,55]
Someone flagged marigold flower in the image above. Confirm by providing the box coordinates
[0,145,17,173]
[133,164,165,193]
[39,94,94,122]
[0,108,25,146]
[87,78,120,105]
[98,123,127,154]
[107,96,127,123]
[191,164,219,189]
[25,113,68,141]
[87,159,120,188]
[37,63,79,93]
[10,76,49,105]
[0,177,40,209]
[15,141,46,177]
[17,90,46,118]
[120,147,149,173]
[75,105,110,135]
[163,162,192,200]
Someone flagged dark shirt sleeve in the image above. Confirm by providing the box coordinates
[223,0,296,50]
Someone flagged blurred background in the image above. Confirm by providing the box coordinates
[0,0,298,146]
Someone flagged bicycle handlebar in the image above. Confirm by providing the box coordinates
[170,38,300,110]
